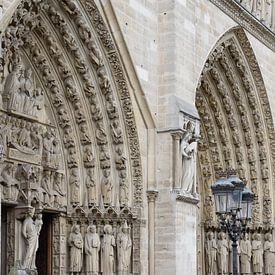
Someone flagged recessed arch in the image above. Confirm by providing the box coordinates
[196,26,275,274]
[0,0,145,273]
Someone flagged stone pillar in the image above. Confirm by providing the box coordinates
[53,214,67,275]
[171,132,182,192]
[147,190,158,275]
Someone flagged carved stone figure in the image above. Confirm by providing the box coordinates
[53,172,65,207]
[101,169,113,205]
[101,224,116,275]
[86,168,97,206]
[119,170,129,207]
[69,224,83,274]
[41,170,52,205]
[117,221,132,275]
[217,232,228,274]
[180,128,197,194]
[22,208,42,270]
[85,225,100,275]
[4,62,24,112]
[205,231,217,275]
[70,168,80,206]
[0,163,19,200]
[240,233,252,274]
[83,146,95,168]
[252,233,263,274]
[264,233,275,275]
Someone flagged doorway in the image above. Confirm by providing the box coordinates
[36,213,53,275]
[1,206,8,275]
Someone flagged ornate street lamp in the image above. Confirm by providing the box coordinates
[211,170,254,275]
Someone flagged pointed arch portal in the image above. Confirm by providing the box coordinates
[0,0,143,274]
[196,28,275,274]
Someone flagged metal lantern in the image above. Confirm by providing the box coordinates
[239,186,254,221]
[227,172,245,211]
[211,175,234,215]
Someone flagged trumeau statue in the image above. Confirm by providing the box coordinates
[85,225,100,275]
[217,232,228,274]
[264,233,275,275]
[22,208,43,271]
[69,224,83,275]
[205,231,217,275]
[180,123,197,195]
[252,233,264,274]
[101,224,116,275]
[117,221,132,275]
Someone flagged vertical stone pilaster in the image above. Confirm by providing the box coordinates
[147,190,158,275]
[53,214,67,275]
[171,132,182,191]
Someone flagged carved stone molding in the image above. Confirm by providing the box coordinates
[209,0,275,52]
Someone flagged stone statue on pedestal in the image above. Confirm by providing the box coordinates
[85,225,100,275]
[264,233,275,275]
[180,125,197,195]
[69,224,83,275]
[205,231,217,275]
[117,221,132,275]
[252,233,263,274]
[22,209,43,271]
[101,224,116,275]
[240,233,252,274]
[217,232,228,274]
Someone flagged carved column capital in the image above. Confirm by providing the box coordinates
[146,190,159,202]
[170,131,183,140]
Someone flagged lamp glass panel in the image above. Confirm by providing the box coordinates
[215,193,228,213]
[231,189,242,210]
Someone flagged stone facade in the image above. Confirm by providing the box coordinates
[0,0,275,275]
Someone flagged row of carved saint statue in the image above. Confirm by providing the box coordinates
[68,222,132,275]
[205,231,275,275]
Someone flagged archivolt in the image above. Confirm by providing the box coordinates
[2,0,142,209]
[196,28,275,229]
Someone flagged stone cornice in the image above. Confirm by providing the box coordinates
[209,0,275,52]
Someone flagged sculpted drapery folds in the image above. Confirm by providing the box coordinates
[85,225,100,275]
[217,232,228,275]
[69,224,83,274]
[264,233,275,275]
[22,208,43,270]
[252,233,264,273]
[101,224,116,275]
[240,233,252,274]
[117,221,132,275]
[205,231,217,275]
[180,123,197,195]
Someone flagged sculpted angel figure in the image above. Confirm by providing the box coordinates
[180,124,197,194]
